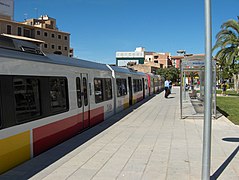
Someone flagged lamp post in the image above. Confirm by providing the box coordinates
[202,0,212,179]
[177,50,186,55]
[177,50,186,119]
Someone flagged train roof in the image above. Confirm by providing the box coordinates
[109,65,146,76]
[0,47,110,71]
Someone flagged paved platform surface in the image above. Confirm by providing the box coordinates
[1,87,239,180]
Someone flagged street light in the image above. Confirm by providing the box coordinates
[177,50,186,55]
[202,0,212,179]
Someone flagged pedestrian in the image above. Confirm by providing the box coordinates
[169,80,172,94]
[221,82,227,96]
[164,78,170,98]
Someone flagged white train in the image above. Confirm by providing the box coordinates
[0,35,164,174]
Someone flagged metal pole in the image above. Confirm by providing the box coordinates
[180,60,183,119]
[202,0,212,179]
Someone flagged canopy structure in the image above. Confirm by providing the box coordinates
[180,55,217,118]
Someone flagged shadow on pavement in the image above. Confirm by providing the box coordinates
[210,139,239,180]
[222,137,239,142]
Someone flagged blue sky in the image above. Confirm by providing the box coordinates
[14,0,239,64]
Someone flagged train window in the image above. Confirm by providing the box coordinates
[94,78,103,103]
[139,79,142,91]
[94,78,112,103]
[104,79,112,101]
[13,77,41,122]
[133,79,138,92]
[133,79,142,92]
[49,77,68,113]
[76,78,82,108]
[83,77,88,106]
[116,78,127,97]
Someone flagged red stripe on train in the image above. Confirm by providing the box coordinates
[33,107,104,156]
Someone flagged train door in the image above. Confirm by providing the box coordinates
[128,77,133,105]
[142,78,145,99]
[153,78,156,94]
[82,74,90,129]
[76,74,90,130]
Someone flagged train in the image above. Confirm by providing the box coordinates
[0,35,164,174]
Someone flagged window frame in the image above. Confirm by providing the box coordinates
[133,79,143,92]
[49,77,69,114]
[17,27,22,36]
[6,24,12,34]
[0,75,69,130]
[76,77,82,108]
[94,78,103,103]
[13,77,41,123]
[116,78,127,97]
[36,30,41,36]
[94,78,112,103]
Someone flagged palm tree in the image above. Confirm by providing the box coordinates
[213,17,239,91]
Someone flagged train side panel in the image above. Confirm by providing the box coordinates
[0,130,31,174]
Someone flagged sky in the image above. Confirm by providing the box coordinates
[14,0,239,64]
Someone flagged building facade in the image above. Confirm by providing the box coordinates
[116,47,145,66]
[144,51,171,68]
[171,55,184,68]
[0,15,71,56]
[116,47,171,74]
[0,0,14,20]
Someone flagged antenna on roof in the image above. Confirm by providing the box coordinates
[24,13,28,21]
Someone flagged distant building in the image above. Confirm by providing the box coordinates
[116,47,145,66]
[116,47,171,74]
[144,51,171,68]
[171,55,183,68]
[0,0,14,20]
[0,14,72,57]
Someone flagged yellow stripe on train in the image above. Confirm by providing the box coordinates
[123,98,129,109]
[0,131,31,174]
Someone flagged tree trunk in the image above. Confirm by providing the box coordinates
[234,74,239,93]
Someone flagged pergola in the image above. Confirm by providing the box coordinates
[180,56,217,119]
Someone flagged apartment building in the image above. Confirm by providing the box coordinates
[145,52,171,68]
[0,15,71,56]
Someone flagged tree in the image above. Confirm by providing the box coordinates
[213,17,239,91]
[156,66,180,83]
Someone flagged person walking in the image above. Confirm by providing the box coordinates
[169,80,172,94]
[221,82,227,96]
[164,78,170,98]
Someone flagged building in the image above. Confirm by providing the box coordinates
[116,47,171,74]
[171,55,184,68]
[144,51,171,68]
[0,14,71,56]
[116,47,145,66]
[0,0,14,20]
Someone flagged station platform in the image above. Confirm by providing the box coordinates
[1,87,239,180]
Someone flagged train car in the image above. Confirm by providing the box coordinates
[0,35,161,174]
[131,71,148,104]
[157,75,165,92]
[147,73,164,94]
[0,36,116,174]
[108,66,149,114]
